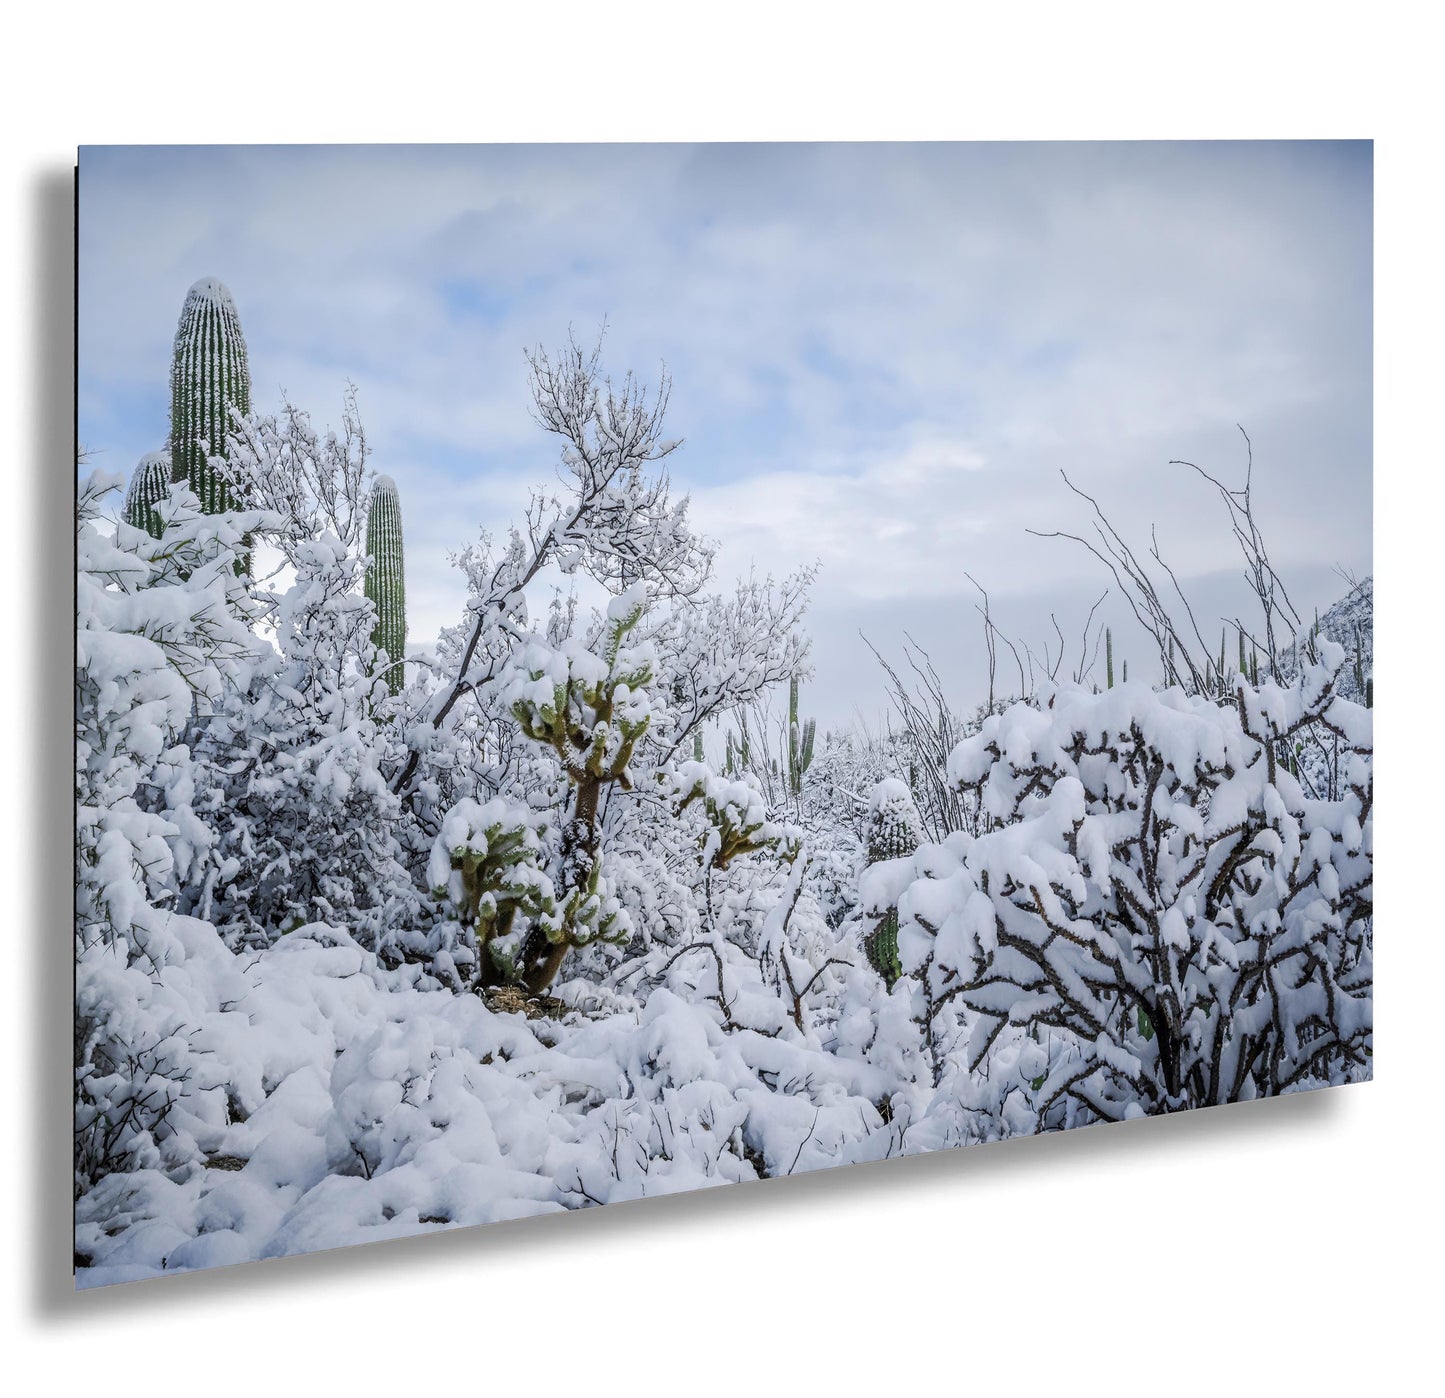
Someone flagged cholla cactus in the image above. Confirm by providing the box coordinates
[365,474,407,695]
[169,277,251,514]
[123,450,170,539]
[787,674,816,801]
[506,585,653,990]
[667,762,781,871]
[510,590,653,792]
[428,798,558,985]
[863,778,924,986]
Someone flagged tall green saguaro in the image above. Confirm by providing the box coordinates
[365,474,407,695]
[169,277,251,513]
[123,449,170,539]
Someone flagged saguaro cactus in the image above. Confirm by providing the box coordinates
[169,277,251,514]
[365,474,407,695]
[786,674,815,802]
[123,450,170,539]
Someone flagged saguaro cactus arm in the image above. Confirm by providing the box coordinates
[123,450,171,539]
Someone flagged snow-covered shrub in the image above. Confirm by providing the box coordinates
[196,394,416,947]
[885,646,1372,1122]
[76,471,265,962]
[75,471,267,1191]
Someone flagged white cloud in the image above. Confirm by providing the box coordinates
[78,142,1372,729]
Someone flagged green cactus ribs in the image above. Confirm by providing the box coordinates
[169,277,251,514]
[365,475,408,696]
[123,450,170,539]
[508,597,653,991]
[866,909,903,989]
[863,779,923,988]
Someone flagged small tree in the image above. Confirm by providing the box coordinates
[389,333,712,800]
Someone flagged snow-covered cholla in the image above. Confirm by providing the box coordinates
[75,327,1372,1286]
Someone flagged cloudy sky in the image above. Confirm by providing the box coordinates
[77,142,1371,731]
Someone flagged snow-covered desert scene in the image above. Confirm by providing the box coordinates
[74,142,1373,1287]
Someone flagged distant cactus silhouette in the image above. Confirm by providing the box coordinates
[786,674,815,802]
[364,475,407,695]
[123,450,170,539]
[169,277,251,514]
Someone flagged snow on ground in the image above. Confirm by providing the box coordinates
[74,921,907,1287]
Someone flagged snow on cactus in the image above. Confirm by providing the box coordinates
[428,797,559,986]
[860,778,923,986]
[503,585,655,990]
[122,449,170,539]
[169,277,251,514]
[865,778,923,864]
[663,761,781,870]
[365,474,407,696]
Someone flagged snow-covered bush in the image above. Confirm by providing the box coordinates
[75,470,268,1191]
[194,393,416,947]
[882,646,1372,1122]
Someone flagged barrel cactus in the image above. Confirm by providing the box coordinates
[123,449,170,539]
[169,277,251,514]
[865,777,923,866]
[863,778,923,986]
[364,474,407,695]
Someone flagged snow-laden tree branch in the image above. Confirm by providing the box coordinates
[390,334,714,799]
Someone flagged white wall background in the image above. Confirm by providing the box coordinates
[5,4,1437,1392]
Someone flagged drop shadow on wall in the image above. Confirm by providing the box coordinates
[29,159,1351,1325]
